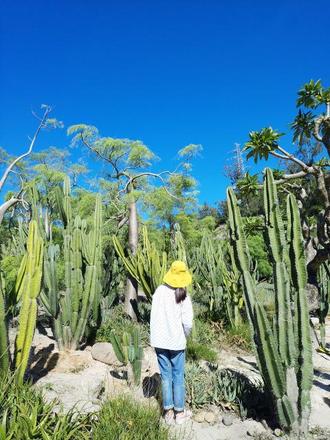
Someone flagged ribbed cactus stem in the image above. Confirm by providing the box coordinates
[15,220,43,384]
[0,286,10,374]
[226,169,313,435]
[264,169,295,368]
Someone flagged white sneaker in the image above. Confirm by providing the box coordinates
[175,409,192,425]
[164,409,175,425]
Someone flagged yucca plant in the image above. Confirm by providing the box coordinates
[227,168,313,436]
[113,226,167,301]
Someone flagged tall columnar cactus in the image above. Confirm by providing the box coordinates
[41,177,103,351]
[227,168,313,436]
[318,261,330,351]
[110,327,143,386]
[113,226,167,301]
[0,284,10,374]
[191,232,243,325]
[14,220,44,384]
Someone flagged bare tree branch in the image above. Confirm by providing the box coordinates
[0,106,52,192]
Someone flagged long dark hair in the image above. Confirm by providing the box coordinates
[174,287,187,304]
[164,283,187,303]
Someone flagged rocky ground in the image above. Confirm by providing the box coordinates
[12,317,330,440]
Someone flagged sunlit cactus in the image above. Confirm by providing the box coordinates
[227,168,313,435]
[41,177,103,351]
[14,220,44,384]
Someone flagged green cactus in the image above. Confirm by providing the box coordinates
[113,226,167,301]
[110,328,143,386]
[227,168,313,435]
[318,261,330,351]
[14,220,44,384]
[0,283,10,374]
[40,177,103,351]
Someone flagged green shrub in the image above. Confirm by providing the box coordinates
[186,340,217,363]
[185,362,266,418]
[96,304,149,346]
[0,373,92,439]
[92,396,170,440]
[193,317,219,346]
[223,322,252,351]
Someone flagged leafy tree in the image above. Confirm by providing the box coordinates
[67,124,200,319]
[242,80,330,281]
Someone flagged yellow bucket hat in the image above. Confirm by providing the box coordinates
[163,260,192,288]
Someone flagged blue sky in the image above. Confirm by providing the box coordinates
[1,0,329,204]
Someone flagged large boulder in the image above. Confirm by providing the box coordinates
[91,342,123,367]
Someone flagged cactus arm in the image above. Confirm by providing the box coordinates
[264,169,296,368]
[287,194,312,435]
[0,287,10,374]
[15,220,44,384]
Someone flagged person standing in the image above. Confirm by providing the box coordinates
[150,260,193,425]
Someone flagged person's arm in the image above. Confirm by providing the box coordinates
[181,295,193,337]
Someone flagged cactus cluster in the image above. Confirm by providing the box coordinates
[227,168,313,435]
[113,226,167,301]
[318,261,330,351]
[191,232,243,325]
[41,177,103,351]
[110,328,143,386]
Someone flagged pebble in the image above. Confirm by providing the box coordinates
[193,412,206,423]
[222,414,234,426]
[274,428,283,437]
[204,412,217,424]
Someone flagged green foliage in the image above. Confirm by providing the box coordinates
[244,128,284,162]
[236,172,259,197]
[246,234,272,279]
[224,322,253,351]
[96,305,149,346]
[0,373,91,439]
[317,261,330,352]
[113,226,167,301]
[92,396,170,440]
[186,340,217,363]
[227,168,313,435]
[40,177,104,351]
[191,231,244,326]
[185,363,264,416]
[109,327,143,386]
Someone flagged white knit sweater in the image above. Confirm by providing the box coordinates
[150,284,193,350]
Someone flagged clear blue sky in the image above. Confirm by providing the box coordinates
[1,0,329,204]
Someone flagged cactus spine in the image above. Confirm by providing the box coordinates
[227,168,313,435]
[14,220,44,384]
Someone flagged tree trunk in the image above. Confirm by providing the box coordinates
[125,194,139,320]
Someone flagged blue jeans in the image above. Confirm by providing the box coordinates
[155,348,185,411]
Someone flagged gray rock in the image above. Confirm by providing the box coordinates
[273,428,283,437]
[306,283,319,312]
[91,342,122,367]
[204,412,217,424]
[222,414,234,426]
[193,411,206,423]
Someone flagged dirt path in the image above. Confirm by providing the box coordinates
[26,318,330,440]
